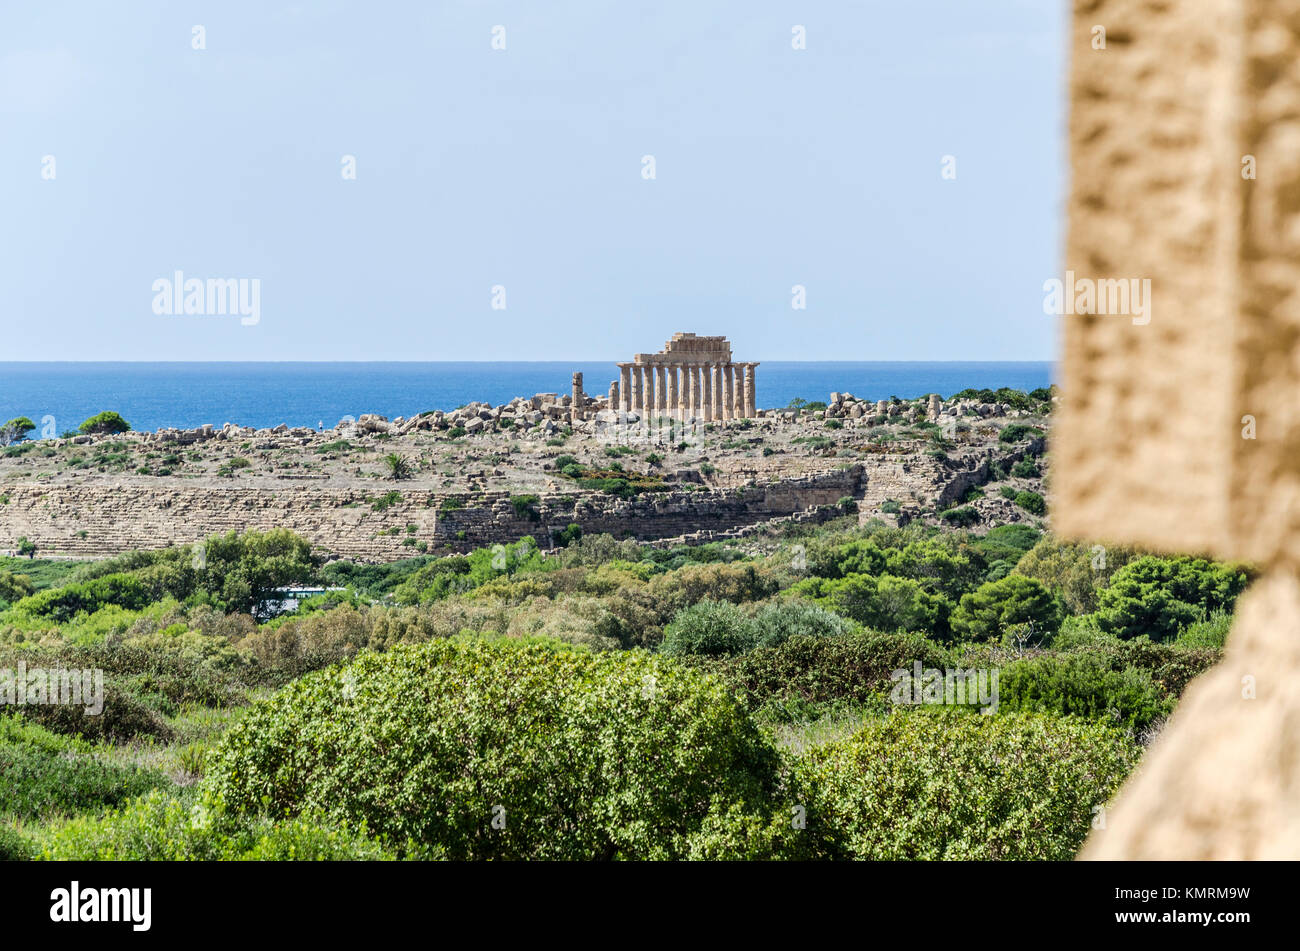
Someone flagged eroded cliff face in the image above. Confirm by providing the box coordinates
[0,443,1036,560]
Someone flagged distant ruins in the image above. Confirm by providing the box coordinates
[605,333,758,421]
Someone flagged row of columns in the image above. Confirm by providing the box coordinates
[614,362,758,421]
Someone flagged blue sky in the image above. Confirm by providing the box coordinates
[1,1,1066,361]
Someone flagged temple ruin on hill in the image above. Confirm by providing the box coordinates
[606,333,757,421]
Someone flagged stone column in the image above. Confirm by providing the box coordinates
[643,364,655,419]
[927,393,941,422]
[666,365,679,421]
[571,372,584,423]
[722,364,735,420]
[656,366,667,417]
[691,365,703,420]
[618,364,631,414]
[702,364,714,422]
[717,363,728,423]
[742,363,758,418]
[733,365,744,419]
[631,365,644,414]
[609,380,619,410]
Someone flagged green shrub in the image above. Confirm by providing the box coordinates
[749,601,852,649]
[996,654,1173,732]
[14,572,152,623]
[1013,490,1046,516]
[791,712,1139,859]
[940,506,979,527]
[202,637,784,859]
[0,824,34,860]
[997,423,1041,444]
[703,630,950,714]
[0,569,34,603]
[38,790,393,861]
[0,722,169,820]
[1178,610,1233,649]
[550,523,583,548]
[509,495,540,521]
[659,600,756,656]
[1010,456,1039,478]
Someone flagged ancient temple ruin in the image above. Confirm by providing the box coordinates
[607,333,758,421]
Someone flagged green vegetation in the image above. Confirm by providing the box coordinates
[78,411,131,435]
[1,417,36,445]
[0,474,1247,860]
[381,453,412,480]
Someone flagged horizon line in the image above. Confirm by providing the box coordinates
[0,358,1057,365]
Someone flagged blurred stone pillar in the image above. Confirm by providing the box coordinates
[702,364,714,421]
[656,366,667,418]
[742,363,758,418]
[1060,0,1300,859]
[608,380,619,410]
[667,365,680,420]
[722,364,735,420]
[642,364,654,418]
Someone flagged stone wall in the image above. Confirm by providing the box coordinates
[0,466,865,561]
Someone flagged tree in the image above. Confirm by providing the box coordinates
[0,417,35,445]
[79,411,131,435]
[16,537,36,558]
[951,574,1065,642]
[1013,535,1137,614]
[1095,555,1249,641]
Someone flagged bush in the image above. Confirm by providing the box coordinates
[0,718,169,820]
[202,638,784,859]
[703,630,950,714]
[996,654,1173,732]
[38,790,393,861]
[939,506,979,527]
[0,569,34,603]
[659,600,756,656]
[13,573,152,623]
[0,824,34,860]
[509,495,540,521]
[1013,490,1046,516]
[1010,456,1039,478]
[749,601,852,649]
[791,712,1139,859]
[997,423,1041,444]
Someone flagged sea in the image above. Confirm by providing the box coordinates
[0,362,1054,435]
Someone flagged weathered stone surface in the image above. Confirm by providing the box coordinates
[1060,0,1300,859]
